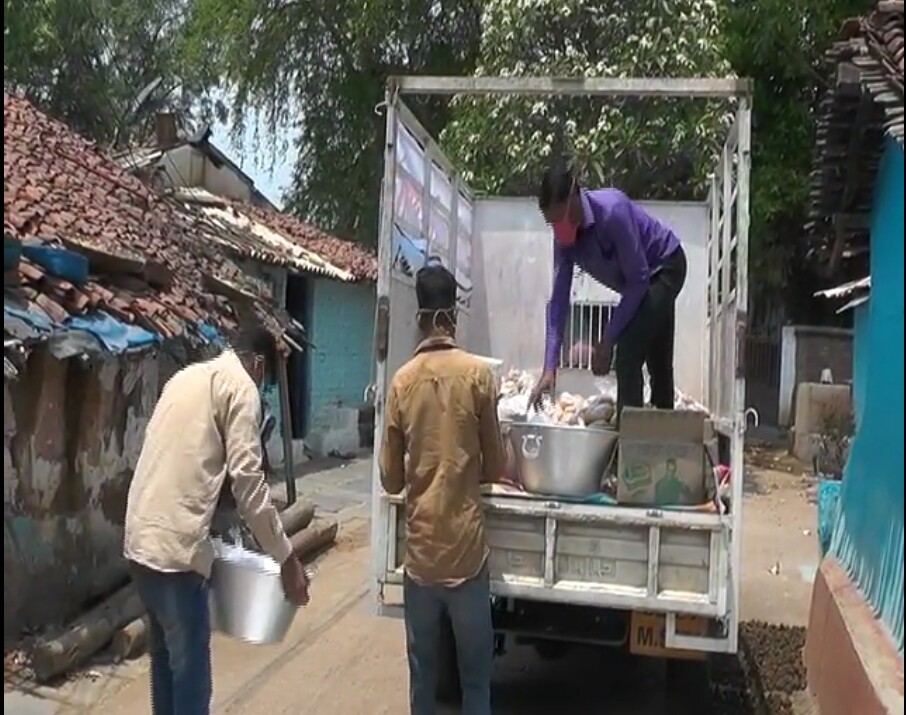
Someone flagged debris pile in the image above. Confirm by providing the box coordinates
[497,369,708,426]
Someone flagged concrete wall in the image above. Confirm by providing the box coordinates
[3,348,161,643]
[304,279,376,454]
[778,325,854,426]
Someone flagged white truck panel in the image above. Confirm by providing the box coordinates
[467,198,710,406]
[370,78,751,656]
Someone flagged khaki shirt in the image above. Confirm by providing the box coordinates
[124,350,292,577]
[380,336,505,586]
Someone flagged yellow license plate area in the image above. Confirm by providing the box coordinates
[629,611,707,660]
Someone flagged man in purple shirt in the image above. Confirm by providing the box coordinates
[529,166,687,419]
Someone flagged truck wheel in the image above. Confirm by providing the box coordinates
[436,617,461,704]
[666,657,711,707]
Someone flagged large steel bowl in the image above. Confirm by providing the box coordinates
[209,556,297,645]
[508,422,618,498]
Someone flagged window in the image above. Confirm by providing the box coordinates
[558,301,616,370]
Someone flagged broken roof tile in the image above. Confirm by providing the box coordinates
[4,92,296,350]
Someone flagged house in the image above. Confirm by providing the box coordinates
[118,118,378,458]
[800,4,904,714]
[3,93,298,642]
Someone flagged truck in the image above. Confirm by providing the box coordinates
[368,75,752,698]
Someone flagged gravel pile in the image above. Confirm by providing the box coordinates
[700,621,808,715]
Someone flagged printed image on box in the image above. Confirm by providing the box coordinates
[617,409,711,507]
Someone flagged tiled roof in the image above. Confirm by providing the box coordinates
[238,203,378,283]
[116,141,378,283]
[173,188,374,282]
[4,93,287,347]
[805,1,904,270]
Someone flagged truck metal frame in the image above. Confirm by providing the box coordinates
[370,76,752,656]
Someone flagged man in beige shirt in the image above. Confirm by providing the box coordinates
[124,324,308,715]
[381,265,505,715]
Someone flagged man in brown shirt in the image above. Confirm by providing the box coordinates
[381,265,505,715]
[124,324,309,715]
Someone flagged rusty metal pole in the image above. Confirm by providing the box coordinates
[277,355,297,505]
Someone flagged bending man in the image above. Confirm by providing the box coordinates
[530,165,688,417]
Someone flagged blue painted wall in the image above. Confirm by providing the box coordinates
[830,138,904,654]
[304,279,375,434]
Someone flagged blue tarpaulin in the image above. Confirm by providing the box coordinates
[195,322,227,347]
[818,479,842,558]
[3,304,53,337]
[21,244,90,284]
[64,312,159,353]
[6,298,226,360]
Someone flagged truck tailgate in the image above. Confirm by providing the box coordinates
[380,495,730,618]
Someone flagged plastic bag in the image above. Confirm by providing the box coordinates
[212,538,281,575]
[498,393,530,422]
[593,375,619,405]
[580,398,616,427]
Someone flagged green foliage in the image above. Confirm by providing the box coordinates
[181,0,483,245]
[441,0,732,201]
[3,0,193,146]
[719,0,869,298]
[4,0,871,302]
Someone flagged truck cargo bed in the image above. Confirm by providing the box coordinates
[381,495,729,617]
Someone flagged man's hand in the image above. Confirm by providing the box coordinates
[528,370,557,408]
[591,342,613,377]
[280,555,311,606]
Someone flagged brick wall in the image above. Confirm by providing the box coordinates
[305,279,375,437]
[779,325,854,426]
[794,327,854,388]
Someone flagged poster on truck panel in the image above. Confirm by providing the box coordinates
[389,116,474,315]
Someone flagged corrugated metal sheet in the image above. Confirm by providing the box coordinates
[815,276,871,298]
[198,200,356,282]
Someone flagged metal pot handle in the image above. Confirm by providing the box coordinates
[520,433,543,460]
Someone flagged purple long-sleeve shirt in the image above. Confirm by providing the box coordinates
[544,189,681,371]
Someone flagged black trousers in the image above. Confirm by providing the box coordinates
[615,247,688,418]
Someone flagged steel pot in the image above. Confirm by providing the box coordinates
[209,557,297,645]
[508,422,618,498]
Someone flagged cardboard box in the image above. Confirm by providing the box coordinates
[617,408,710,506]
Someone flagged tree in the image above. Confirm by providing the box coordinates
[440,0,732,201]
[181,0,483,246]
[3,0,194,147]
[719,0,869,325]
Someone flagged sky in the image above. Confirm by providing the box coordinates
[211,117,297,208]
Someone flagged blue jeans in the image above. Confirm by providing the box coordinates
[130,563,212,715]
[404,565,494,715]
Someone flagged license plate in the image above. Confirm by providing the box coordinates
[629,611,707,660]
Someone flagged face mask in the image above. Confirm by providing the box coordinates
[416,308,455,338]
[553,218,578,246]
[551,190,578,246]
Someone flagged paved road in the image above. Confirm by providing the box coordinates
[98,523,703,715]
[8,456,817,714]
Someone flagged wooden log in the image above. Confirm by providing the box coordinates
[290,518,339,562]
[111,617,148,662]
[31,583,144,682]
[280,498,315,537]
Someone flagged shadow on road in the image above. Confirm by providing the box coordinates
[437,645,726,715]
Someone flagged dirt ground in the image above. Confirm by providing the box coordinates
[8,457,820,715]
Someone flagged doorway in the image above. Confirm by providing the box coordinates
[286,274,309,438]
